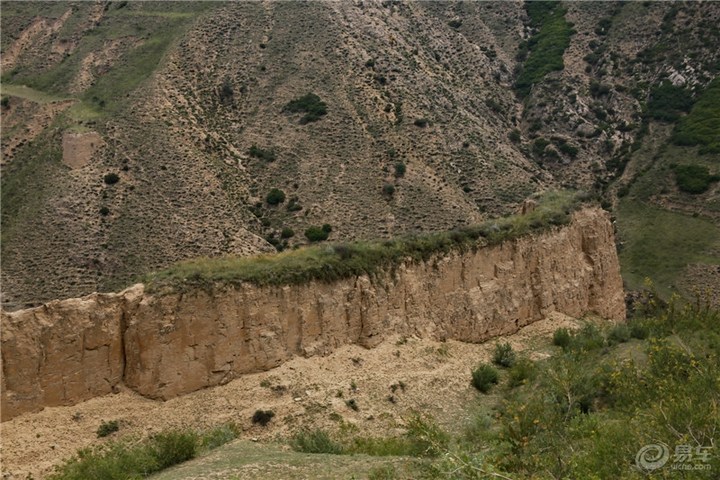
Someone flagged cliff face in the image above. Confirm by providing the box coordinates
[1,207,625,421]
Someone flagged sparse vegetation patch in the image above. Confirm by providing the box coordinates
[671,164,720,194]
[144,191,589,293]
[673,78,720,154]
[283,93,328,124]
[515,1,574,97]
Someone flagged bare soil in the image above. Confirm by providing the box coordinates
[0,313,587,479]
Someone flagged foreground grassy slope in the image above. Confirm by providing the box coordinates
[150,440,422,480]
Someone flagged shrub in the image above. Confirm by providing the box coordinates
[1,96,9,108]
[413,118,428,127]
[305,226,330,242]
[149,431,198,470]
[553,327,572,349]
[266,188,286,205]
[219,79,233,104]
[471,364,499,393]
[646,82,693,122]
[280,227,295,239]
[290,429,343,454]
[48,442,156,479]
[200,424,237,450]
[99,206,110,216]
[672,164,719,194]
[492,342,516,368]
[532,138,550,157]
[507,357,536,388]
[589,81,611,97]
[572,324,606,352]
[394,162,406,177]
[448,19,462,28]
[248,145,276,162]
[557,142,579,157]
[251,410,275,426]
[283,93,327,124]
[508,129,521,143]
[322,224,332,233]
[629,321,650,340]
[672,78,720,154]
[382,183,395,196]
[287,197,302,212]
[345,398,359,411]
[96,420,119,438]
[607,324,631,345]
[404,413,449,457]
[103,173,120,185]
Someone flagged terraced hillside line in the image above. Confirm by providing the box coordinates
[0,207,625,422]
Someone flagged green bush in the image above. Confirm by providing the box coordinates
[248,145,276,162]
[266,188,286,205]
[394,162,406,177]
[283,93,327,124]
[251,410,275,426]
[646,82,693,122]
[492,342,516,368]
[552,327,572,349]
[507,357,536,388]
[403,413,449,457]
[557,142,579,157]
[672,164,720,194]
[413,118,428,127]
[49,429,198,480]
[150,431,198,470]
[200,424,237,450]
[606,324,631,345]
[103,173,120,185]
[280,227,295,239]
[471,363,499,393]
[290,429,343,454]
[97,420,119,438]
[305,226,330,242]
[382,183,396,196]
[672,78,720,154]
[532,138,550,157]
[571,324,606,352]
[589,81,611,97]
[629,320,650,340]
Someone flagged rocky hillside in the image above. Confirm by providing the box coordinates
[2,1,719,306]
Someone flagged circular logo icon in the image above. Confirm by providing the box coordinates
[636,443,670,471]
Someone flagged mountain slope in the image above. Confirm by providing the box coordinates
[2,0,719,305]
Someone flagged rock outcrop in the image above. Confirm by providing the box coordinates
[1,207,625,421]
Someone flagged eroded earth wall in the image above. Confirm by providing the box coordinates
[1,207,625,421]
